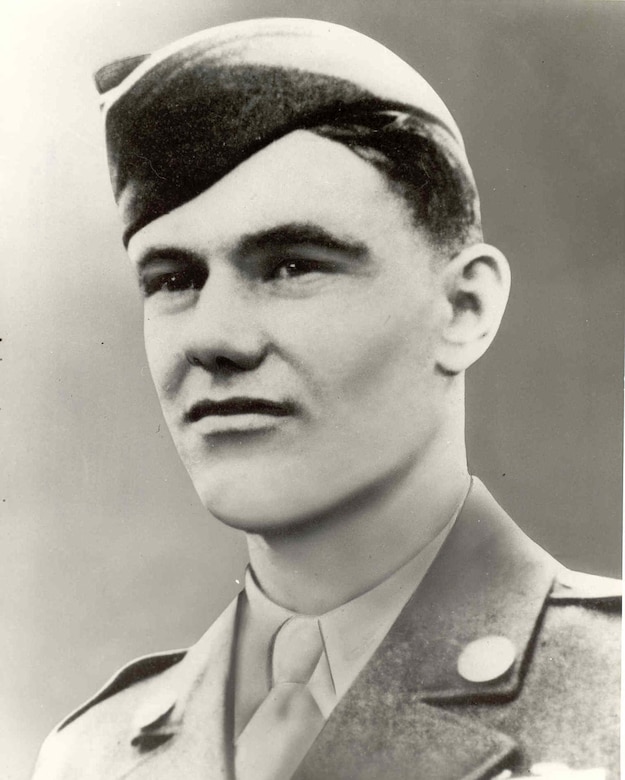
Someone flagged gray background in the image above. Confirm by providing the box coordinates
[2,1,623,777]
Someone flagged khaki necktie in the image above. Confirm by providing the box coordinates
[235,616,326,780]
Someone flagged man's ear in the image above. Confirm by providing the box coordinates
[435,243,510,375]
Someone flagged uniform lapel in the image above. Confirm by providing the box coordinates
[123,595,241,780]
[295,479,558,780]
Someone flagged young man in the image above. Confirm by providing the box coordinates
[33,18,620,780]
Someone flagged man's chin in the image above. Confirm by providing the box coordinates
[190,457,416,535]
[199,496,314,536]
[193,477,341,536]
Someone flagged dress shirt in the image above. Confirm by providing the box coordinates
[233,509,460,739]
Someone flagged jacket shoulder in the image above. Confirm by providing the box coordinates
[58,648,186,731]
[32,649,186,779]
[549,566,622,606]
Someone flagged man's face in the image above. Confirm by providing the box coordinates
[128,131,450,531]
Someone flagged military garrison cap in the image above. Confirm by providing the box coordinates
[94,18,480,246]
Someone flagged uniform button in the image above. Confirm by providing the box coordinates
[457,635,516,683]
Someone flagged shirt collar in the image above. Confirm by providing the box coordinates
[244,500,459,703]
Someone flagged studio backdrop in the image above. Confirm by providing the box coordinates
[1,1,622,778]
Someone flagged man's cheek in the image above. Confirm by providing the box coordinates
[145,333,184,400]
[340,315,429,397]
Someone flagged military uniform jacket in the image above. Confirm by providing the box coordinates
[33,479,621,779]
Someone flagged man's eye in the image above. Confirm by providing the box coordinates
[271,258,326,280]
[142,268,205,297]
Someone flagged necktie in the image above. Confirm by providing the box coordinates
[235,616,326,780]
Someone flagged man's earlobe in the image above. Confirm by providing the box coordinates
[435,243,510,375]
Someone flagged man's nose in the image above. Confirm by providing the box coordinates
[183,273,267,374]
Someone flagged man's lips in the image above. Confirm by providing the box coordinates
[184,397,297,424]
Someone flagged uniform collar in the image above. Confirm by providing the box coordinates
[243,508,455,703]
[368,476,558,703]
[295,477,558,779]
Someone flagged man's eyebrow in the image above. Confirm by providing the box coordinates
[134,247,205,274]
[134,223,368,272]
[236,223,369,258]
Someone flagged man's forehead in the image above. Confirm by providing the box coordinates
[127,130,417,263]
[98,17,473,247]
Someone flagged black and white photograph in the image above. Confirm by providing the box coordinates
[2,1,623,779]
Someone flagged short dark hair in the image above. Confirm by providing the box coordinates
[310,110,482,257]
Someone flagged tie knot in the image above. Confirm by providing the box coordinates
[271,617,323,686]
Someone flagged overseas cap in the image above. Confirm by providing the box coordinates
[96,18,479,246]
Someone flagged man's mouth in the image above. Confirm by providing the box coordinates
[184,397,297,424]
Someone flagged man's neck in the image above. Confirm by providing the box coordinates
[246,430,470,615]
